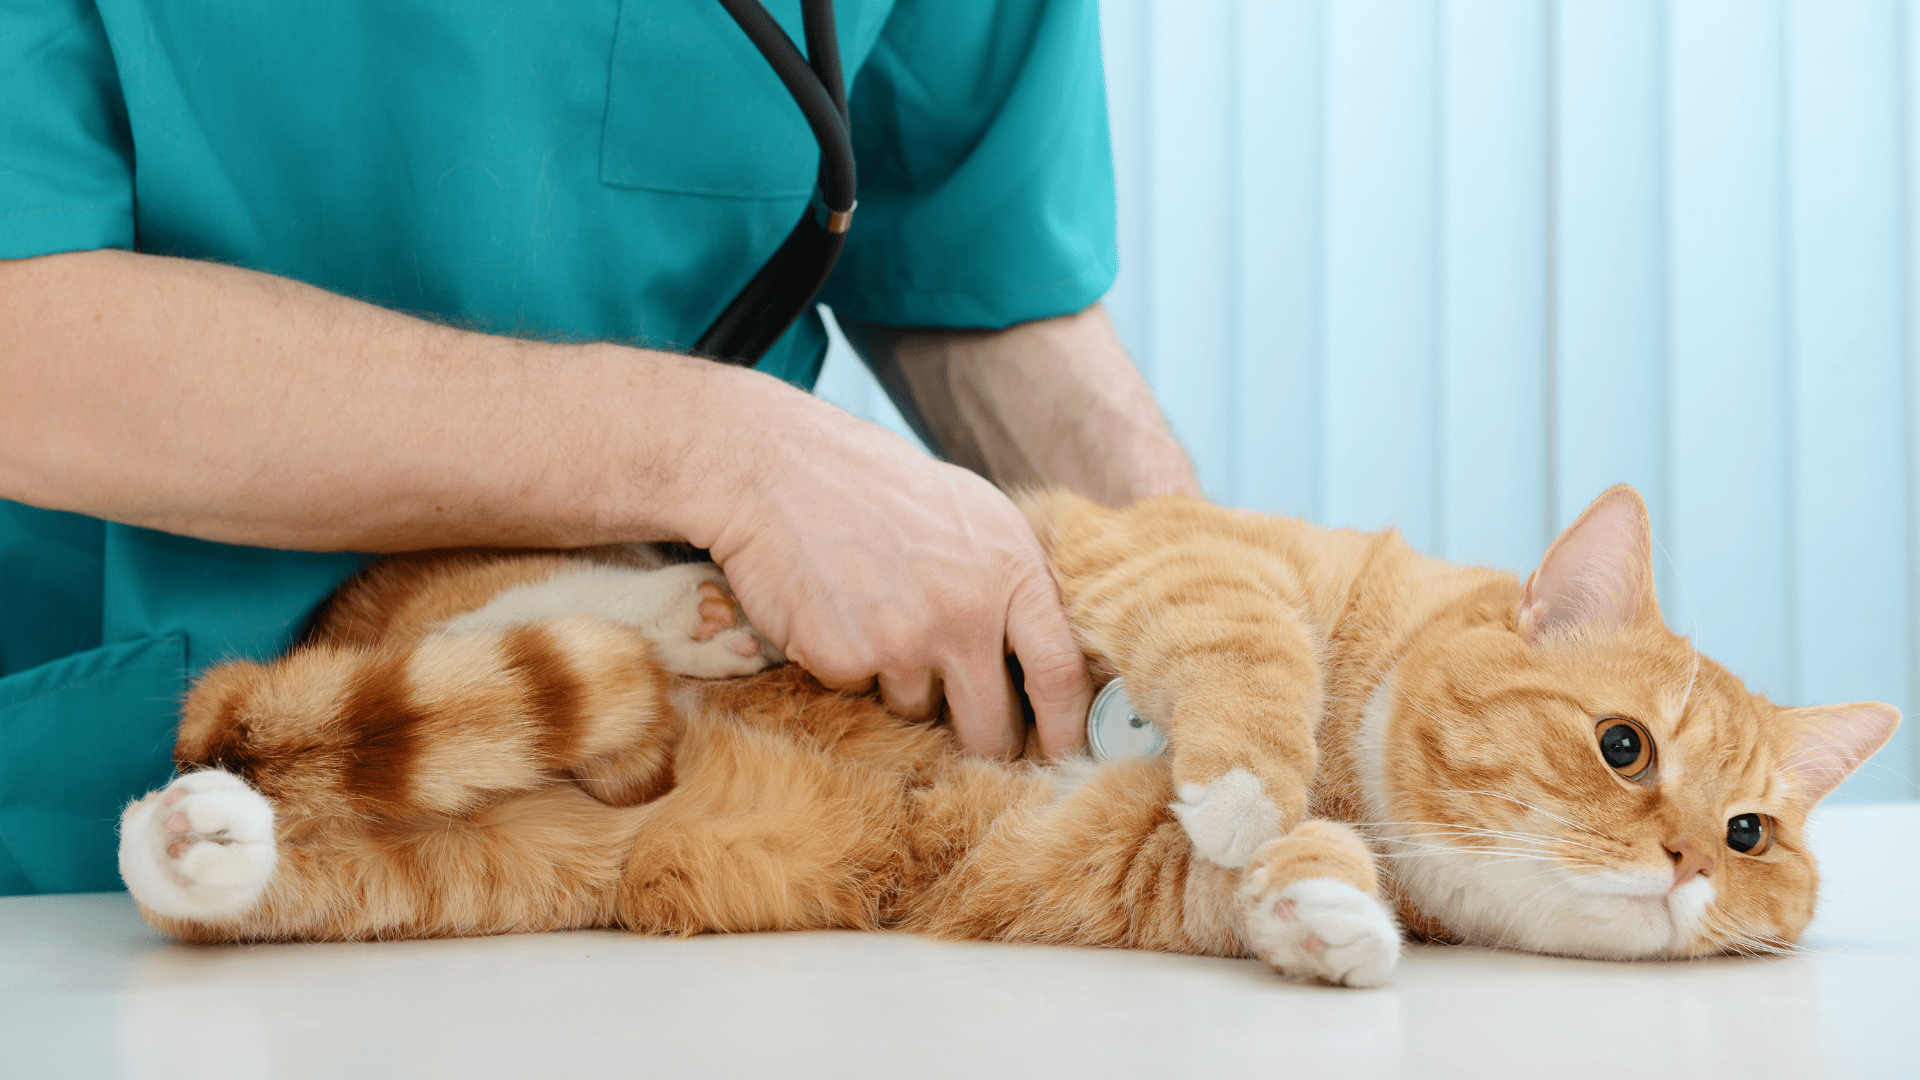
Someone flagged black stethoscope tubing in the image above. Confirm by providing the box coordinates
[695,0,857,366]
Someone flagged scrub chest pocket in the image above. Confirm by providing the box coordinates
[602,0,821,197]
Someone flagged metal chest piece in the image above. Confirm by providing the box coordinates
[1085,677,1166,760]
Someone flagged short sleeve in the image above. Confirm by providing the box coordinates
[0,0,135,259]
[820,0,1118,330]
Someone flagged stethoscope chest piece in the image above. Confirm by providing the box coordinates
[1086,677,1165,760]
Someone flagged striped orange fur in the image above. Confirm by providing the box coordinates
[118,488,1899,984]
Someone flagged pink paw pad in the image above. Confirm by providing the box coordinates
[1300,933,1328,955]
[691,583,739,642]
[1271,898,1297,921]
[165,810,192,858]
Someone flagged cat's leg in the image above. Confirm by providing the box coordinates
[902,758,1241,954]
[433,561,783,677]
[120,612,691,929]
[1029,493,1323,870]
[126,782,645,942]
[611,720,921,936]
[1112,606,1322,873]
[906,759,1399,987]
[1235,820,1399,987]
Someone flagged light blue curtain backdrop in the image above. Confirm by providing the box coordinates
[816,0,1919,803]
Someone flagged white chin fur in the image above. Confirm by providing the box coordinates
[1355,676,1712,960]
[1665,874,1717,946]
[1386,851,1689,959]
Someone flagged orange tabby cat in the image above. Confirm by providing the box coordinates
[117,486,1897,987]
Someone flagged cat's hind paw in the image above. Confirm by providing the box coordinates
[1240,878,1400,988]
[648,565,783,679]
[119,769,276,920]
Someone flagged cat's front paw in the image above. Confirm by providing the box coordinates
[119,770,276,920]
[1170,768,1285,869]
[649,564,783,679]
[1240,878,1400,988]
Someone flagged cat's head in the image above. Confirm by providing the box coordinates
[1369,485,1898,959]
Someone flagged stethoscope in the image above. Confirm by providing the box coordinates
[699,0,856,365]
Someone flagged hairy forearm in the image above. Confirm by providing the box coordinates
[0,249,792,552]
[846,304,1199,507]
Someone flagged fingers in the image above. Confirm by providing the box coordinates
[1004,573,1092,759]
[815,673,877,696]
[785,563,1087,760]
[941,646,1024,760]
[791,646,936,721]
[877,668,938,721]
[785,646,876,697]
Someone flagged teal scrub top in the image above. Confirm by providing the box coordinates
[0,0,1118,894]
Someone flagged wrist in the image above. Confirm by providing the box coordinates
[574,346,802,551]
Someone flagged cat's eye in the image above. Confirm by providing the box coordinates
[1726,813,1772,855]
[1595,717,1654,780]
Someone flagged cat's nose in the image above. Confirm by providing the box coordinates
[1663,835,1715,889]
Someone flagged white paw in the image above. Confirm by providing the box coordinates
[644,564,782,679]
[1240,878,1400,988]
[119,770,277,920]
[1170,768,1285,869]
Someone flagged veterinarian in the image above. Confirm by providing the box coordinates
[0,0,1199,895]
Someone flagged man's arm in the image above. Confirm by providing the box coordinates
[0,248,1091,757]
[843,304,1200,505]
[1,249,730,551]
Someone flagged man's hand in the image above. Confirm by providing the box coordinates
[674,378,1092,760]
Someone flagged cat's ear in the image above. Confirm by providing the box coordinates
[1517,485,1661,646]
[1779,702,1901,807]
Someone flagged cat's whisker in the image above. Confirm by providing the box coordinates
[1371,839,1571,861]
[1351,818,1574,845]
[1777,752,1907,786]
[1366,829,1528,843]
[1369,833,1559,853]
[1427,790,1614,842]
[1780,749,1870,768]
[1361,818,1575,839]
[1372,849,1565,864]
[1713,934,1798,960]
[1700,908,1808,959]
[1361,817,1615,856]
[1369,839,1579,866]
[1364,820,1598,846]
[1676,648,1700,724]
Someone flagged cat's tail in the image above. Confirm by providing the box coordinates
[175,615,682,818]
